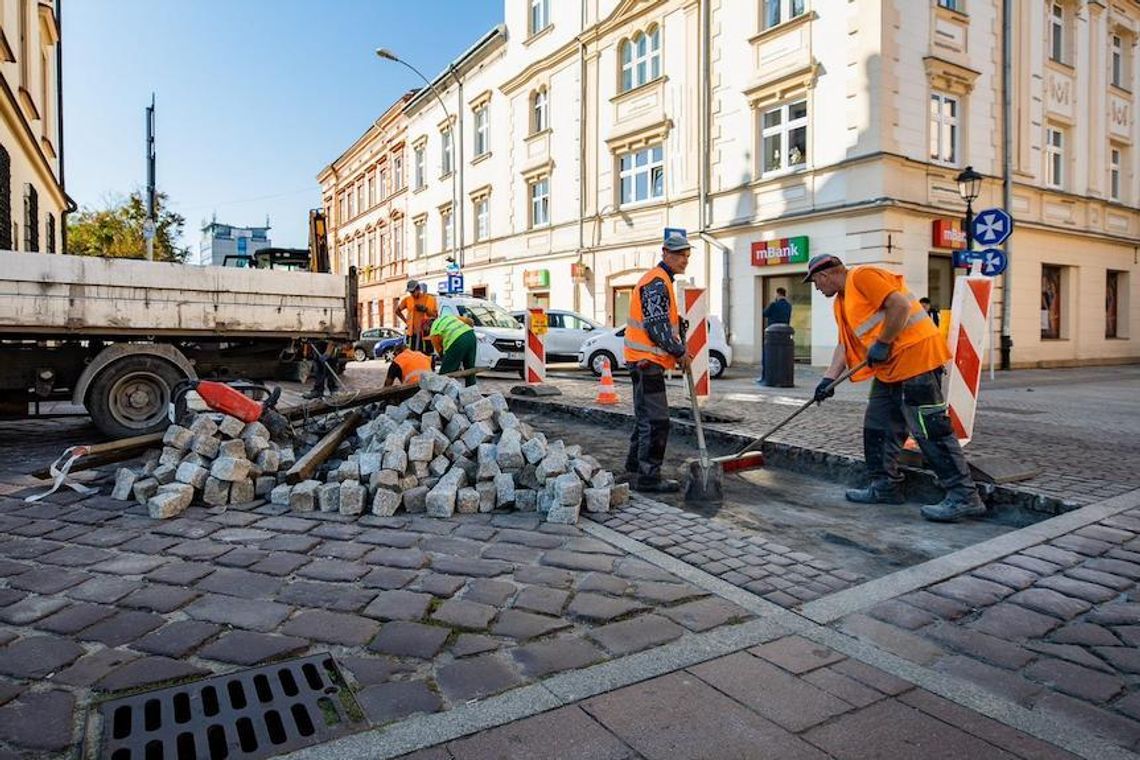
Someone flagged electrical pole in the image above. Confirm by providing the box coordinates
[144,94,157,261]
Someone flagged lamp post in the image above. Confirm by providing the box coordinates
[377,48,460,272]
[956,165,983,257]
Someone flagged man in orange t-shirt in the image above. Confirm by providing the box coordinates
[805,254,983,523]
[395,280,438,354]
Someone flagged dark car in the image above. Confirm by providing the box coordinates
[353,327,403,362]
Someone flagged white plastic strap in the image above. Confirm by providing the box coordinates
[24,446,99,503]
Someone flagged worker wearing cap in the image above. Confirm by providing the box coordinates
[806,254,984,522]
[395,280,438,354]
[622,233,693,493]
[429,313,478,387]
[383,344,434,388]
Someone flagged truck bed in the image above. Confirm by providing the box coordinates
[0,251,354,339]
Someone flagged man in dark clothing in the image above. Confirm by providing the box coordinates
[622,233,692,493]
[763,287,793,325]
[303,340,340,399]
[920,297,941,328]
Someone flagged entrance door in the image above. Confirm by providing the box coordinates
[612,286,633,327]
[761,276,812,362]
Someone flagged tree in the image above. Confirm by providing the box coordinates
[67,190,190,262]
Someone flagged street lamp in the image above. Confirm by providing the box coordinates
[377,48,461,271]
[956,165,983,253]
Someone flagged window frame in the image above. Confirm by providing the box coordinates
[1045,126,1064,189]
[620,27,662,93]
[1110,146,1122,202]
[762,0,806,30]
[473,105,490,157]
[532,88,548,134]
[529,176,550,228]
[474,197,489,242]
[441,129,454,177]
[414,146,426,190]
[367,174,375,207]
[1111,34,1124,89]
[618,144,666,207]
[929,91,960,166]
[414,219,426,257]
[441,207,454,251]
[393,154,404,190]
[759,98,809,176]
[529,0,550,35]
[1049,3,1065,64]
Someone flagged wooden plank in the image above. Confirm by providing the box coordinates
[285,411,363,485]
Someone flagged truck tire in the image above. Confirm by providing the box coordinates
[87,356,186,438]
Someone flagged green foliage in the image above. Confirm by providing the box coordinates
[67,190,190,262]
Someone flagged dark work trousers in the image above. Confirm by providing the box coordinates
[863,369,977,498]
[311,342,339,395]
[625,362,671,483]
[440,330,478,386]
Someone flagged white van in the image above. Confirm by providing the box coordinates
[436,294,526,374]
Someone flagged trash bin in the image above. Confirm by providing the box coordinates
[762,324,795,387]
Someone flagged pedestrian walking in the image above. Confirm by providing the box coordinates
[622,233,693,493]
[920,296,941,328]
[395,280,438,354]
[383,344,433,387]
[806,254,984,522]
[429,313,478,386]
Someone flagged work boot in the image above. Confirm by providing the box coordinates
[921,491,986,522]
[634,477,680,494]
[845,481,906,505]
[302,389,324,400]
[615,471,637,485]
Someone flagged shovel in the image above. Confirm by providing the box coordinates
[681,362,724,504]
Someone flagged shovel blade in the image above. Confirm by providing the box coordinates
[681,459,724,504]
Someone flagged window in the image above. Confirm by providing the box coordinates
[22,184,37,252]
[339,193,348,222]
[441,207,453,250]
[367,175,375,207]
[929,92,959,165]
[1110,147,1122,201]
[474,105,489,157]
[530,0,549,35]
[414,146,426,190]
[0,145,11,251]
[620,27,661,93]
[1106,271,1121,339]
[763,0,806,29]
[1045,127,1064,189]
[393,222,404,262]
[529,177,549,228]
[760,99,808,174]
[394,155,404,190]
[532,89,548,133]
[619,145,665,205]
[1111,34,1125,89]
[441,129,453,176]
[1050,3,1065,64]
[474,197,489,241]
[414,219,426,257]
[937,0,959,10]
[356,182,364,214]
[1041,265,1063,340]
[45,212,55,253]
[347,187,355,218]
[380,167,389,199]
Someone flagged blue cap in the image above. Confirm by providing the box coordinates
[802,254,842,282]
[663,233,691,252]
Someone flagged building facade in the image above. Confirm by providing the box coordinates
[323,0,1140,368]
[0,0,68,254]
[196,219,271,267]
[320,92,415,330]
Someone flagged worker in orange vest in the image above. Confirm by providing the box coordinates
[806,254,983,522]
[622,233,693,493]
[395,280,439,354]
[383,344,434,387]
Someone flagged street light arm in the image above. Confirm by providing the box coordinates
[380,53,453,130]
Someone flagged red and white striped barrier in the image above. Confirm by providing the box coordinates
[944,275,994,446]
[681,285,710,405]
[525,308,547,385]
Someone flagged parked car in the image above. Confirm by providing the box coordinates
[509,309,604,362]
[437,295,526,374]
[578,315,733,378]
[371,332,407,361]
[353,327,404,362]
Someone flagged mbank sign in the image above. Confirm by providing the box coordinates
[751,236,809,267]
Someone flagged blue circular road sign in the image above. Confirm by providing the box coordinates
[978,248,1007,277]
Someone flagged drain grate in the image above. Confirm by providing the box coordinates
[97,654,364,760]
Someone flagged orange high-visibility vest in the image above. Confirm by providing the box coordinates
[624,265,681,370]
[835,266,948,383]
[393,349,433,385]
[400,293,439,337]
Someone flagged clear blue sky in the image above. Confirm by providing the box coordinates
[63,0,502,250]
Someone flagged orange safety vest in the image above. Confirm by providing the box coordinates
[393,349,433,385]
[834,266,949,383]
[624,265,681,370]
[400,293,438,336]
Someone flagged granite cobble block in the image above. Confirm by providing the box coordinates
[133,620,222,657]
[1008,588,1093,620]
[281,610,379,646]
[369,621,450,659]
[588,614,684,655]
[660,597,750,632]
[514,564,575,589]
[79,610,165,647]
[491,609,571,640]
[513,586,570,616]
[356,680,442,725]
[0,690,77,751]
[1023,657,1127,703]
[0,635,85,678]
[927,576,1013,608]
[512,637,605,678]
[432,598,497,630]
[183,594,292,632]
[430,555,511,577]
[120,585,201,613]
[196,631,309,666]
[362,589,433,621]
[296,559,369,582]
[435,655,524,703]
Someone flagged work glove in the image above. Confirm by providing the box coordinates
[867,340,891,366]
[813,377,836,405]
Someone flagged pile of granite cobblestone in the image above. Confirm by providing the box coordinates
[111,372,628,525]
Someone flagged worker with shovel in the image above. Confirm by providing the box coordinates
[622,233,693,494]
[806,254,985,522]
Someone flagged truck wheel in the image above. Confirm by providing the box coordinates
[87,356,186,438]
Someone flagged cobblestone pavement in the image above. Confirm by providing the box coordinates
[395,633,1081,760]
[833,507,1140,752]
[0,482,753,757]
[481,363,1140,508]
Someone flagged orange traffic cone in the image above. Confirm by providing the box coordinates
[595,358,620,405]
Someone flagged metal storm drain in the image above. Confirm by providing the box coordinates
[97,654,365,760]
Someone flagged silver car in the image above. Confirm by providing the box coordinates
[510,309,604,363]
